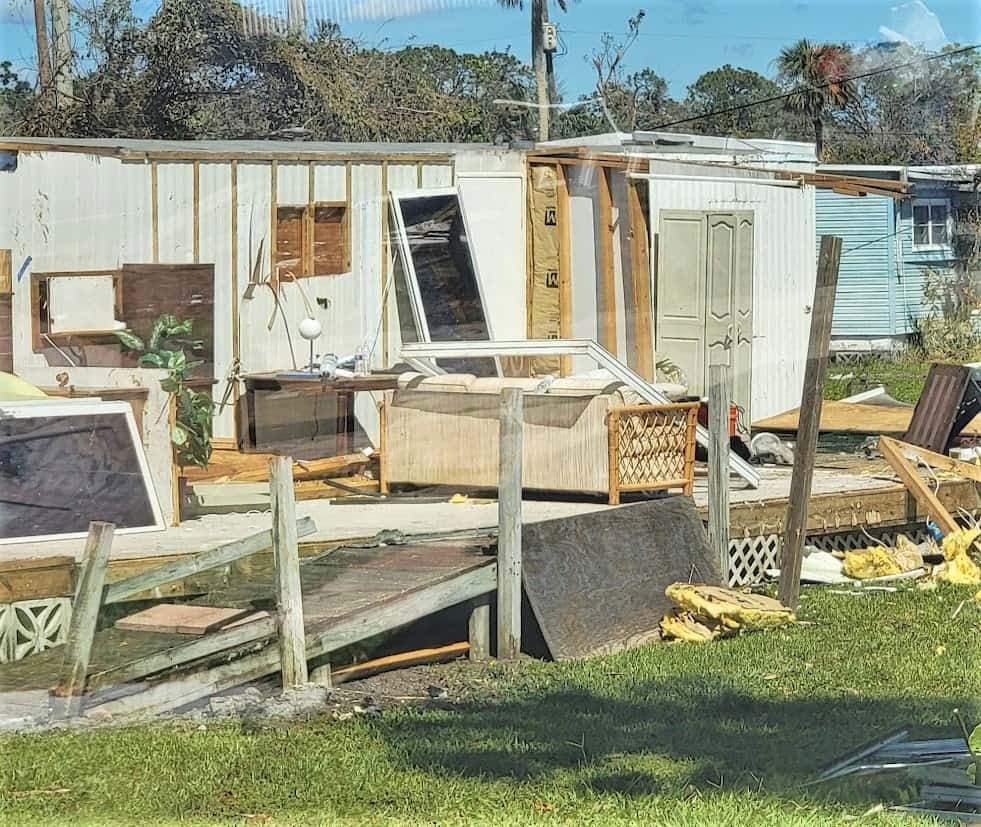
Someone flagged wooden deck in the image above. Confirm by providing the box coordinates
[0,538,496,728]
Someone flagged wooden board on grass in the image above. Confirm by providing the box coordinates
[115,604,257,635]
[520,497,721,660]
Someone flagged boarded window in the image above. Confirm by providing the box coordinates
[275,203,349,279]
[275,206,306,279]
[313,205,348,275]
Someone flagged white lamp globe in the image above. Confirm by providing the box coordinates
[298,317,322,341]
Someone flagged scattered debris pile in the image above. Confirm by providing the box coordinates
[842,534,928,580]
[814,724,981,822]
[659,584,795,642]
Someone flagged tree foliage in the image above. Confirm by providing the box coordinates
[825,43,981,165]
[776,38,856,159]
[12,0,534,142]
[684,65,788,138]
[3,1,979,167]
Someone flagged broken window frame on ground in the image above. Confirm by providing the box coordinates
[0,399,165,545]
[388,186,500,376]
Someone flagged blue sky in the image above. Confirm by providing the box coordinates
[1,0,978,95]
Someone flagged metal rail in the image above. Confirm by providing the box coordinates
[400,339,760,488]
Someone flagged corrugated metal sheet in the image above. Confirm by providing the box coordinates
[815,189,895,337]
[904,363,971,452]
[646,174,817,421]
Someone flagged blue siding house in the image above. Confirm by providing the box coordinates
[815,165,978,353]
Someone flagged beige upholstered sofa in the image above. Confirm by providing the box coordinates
[380,373,697,503]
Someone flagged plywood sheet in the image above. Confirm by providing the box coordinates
[753,400,981,437]
[115,604,256,635]
[521,497,721,660]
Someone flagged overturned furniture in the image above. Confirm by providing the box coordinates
[381,373,698,503]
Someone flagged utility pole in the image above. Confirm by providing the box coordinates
[531,0,550,142]
[50,0,72,104]
[32,0,52,94]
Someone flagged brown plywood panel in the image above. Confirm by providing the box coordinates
[115,604,255,635]
[521,497,722,660]
[904,363,972,453]
[0,295,12,372]
[120,264,215,379]
[313,205,347,275]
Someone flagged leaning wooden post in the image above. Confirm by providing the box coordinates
[52,521,115,719]
[778,235,843,610]
[708,361,731,585]
[270,455,308,687]
[497,387,524,661]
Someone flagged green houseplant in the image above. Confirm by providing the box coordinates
[114,314,213,470]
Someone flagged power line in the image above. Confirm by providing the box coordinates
[563,27,870,44]
[647,43,980,132]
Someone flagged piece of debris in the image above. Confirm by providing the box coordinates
[935,528,981,585]
[115,604,260,635]
[659,584,795,642]
[749,432,795,465]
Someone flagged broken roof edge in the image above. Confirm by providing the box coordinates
[536,130,818,164]
[0,136,519,162]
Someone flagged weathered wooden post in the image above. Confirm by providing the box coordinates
[497,387,524,661]
[468,599,490,662]
[52,521,115,718]
[708,361,731,584]
[270,456,308,687]
[779,235,843,610]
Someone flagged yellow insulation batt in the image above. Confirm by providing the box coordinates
[663,584,795,632]
[935,528,981,585]
[843,546,903,579]
[659,611,722,643]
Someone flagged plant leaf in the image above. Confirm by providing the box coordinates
[113,329,144,351]
[138,352,165,368]
[171,423,189,446]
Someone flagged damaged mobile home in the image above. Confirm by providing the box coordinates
[8,132,980,727]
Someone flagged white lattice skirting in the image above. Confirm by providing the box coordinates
[0,598,72,663]
[726,525,934,587]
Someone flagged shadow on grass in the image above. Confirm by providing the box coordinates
[376,674,977,801]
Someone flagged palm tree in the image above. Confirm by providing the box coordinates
[497,0,571,141]
[776,39,855,160]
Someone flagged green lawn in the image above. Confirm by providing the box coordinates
[2,585,979,826]
[825,355,932,404]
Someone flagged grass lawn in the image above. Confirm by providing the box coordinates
[2,585,979,826]
[825,355,932,404]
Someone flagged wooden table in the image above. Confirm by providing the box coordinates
[238,372,399,457]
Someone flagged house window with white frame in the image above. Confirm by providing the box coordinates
[912,198,951,249]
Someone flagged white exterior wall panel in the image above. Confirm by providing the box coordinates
[647,175,817,420]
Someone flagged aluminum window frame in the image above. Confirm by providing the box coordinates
[388,186,500,375]
[0,398,166,545]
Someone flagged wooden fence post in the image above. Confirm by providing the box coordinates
[52,521,115,718]
[270,455,308,687]
[778,235,843,610]
[468,600,490,662]
[708,361,731,584]
[497,388,523,661]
